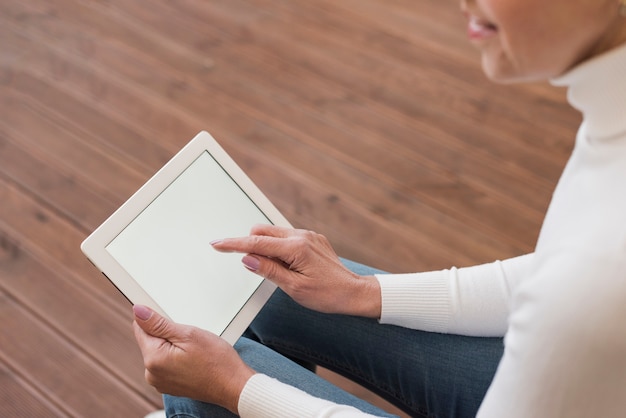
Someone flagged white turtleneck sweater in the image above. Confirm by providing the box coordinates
[238,44,626,418]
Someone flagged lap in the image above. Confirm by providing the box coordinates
[245,260,503,417]
[165,259,503,418]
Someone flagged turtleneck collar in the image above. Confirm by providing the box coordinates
[551,43,626,140]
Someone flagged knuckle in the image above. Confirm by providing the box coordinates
[151,317,169,334]
[292,235,312,252]
[250,234,264,248]
[311,230,329,245]
[262,260,279,279]
[297,229,315,239]
[297,229,327,246]
[183,327,200,343]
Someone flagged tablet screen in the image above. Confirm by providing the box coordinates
[105,151,269,335]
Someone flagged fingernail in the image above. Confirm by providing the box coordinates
[242,255,260,272]
[133,304,152,321]
[209,239,223,246]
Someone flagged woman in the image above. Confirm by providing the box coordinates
[133,0,626,416]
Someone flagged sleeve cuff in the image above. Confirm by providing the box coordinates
[376,270,453,333]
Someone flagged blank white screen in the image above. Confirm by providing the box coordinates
[106,151,268,335]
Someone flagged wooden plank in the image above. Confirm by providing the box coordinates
[0,217,161,405]
[0,167,131,308]
[0,129,116,232]
[0,86,148,206]
[0,288,158,416]
[0,360,67,417]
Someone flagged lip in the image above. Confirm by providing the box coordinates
[466,14,498,41]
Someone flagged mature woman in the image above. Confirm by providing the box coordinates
[133,0,626,416]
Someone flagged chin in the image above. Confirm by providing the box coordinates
[482,67,515,84]
[481,55,564,84]
[481,54,514,83]
[481,59,543,85]
[483,71,522,84]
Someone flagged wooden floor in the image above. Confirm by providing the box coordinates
[0,0,580,416]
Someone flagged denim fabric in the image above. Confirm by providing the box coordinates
[164,337,396,417]
[165,260,503,417]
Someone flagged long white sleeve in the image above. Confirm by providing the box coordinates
[239,374,384,418]
[376,254,532,336]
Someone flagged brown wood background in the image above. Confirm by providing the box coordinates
[0,0,579,416]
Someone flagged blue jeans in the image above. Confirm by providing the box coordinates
[165,260,503,417]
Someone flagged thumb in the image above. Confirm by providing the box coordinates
[133,305,176,340]
[242,254,296,288]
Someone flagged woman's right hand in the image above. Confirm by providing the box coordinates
[133,305,255,414]
[211,224,382,318]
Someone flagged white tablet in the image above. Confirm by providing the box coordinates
[81,131,290,344]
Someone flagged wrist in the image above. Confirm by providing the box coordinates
[224,366,256,414]
[349,274,382,319]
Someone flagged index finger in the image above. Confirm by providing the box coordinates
[211,224,299,256]
[211,234,294,262]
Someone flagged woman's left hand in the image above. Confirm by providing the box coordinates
[132,305,255,414]
[211,224,381,318]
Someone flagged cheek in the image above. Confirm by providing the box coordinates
[481,0,601,82]
[475,29,524,83]
[481,21,566,82]
[477,0,563,81]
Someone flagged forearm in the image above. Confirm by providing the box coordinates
[376,253,533,336]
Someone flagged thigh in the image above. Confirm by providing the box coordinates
[164,338,397,418]
[246,260,504,418]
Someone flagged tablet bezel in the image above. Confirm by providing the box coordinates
[81,131,290,344]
